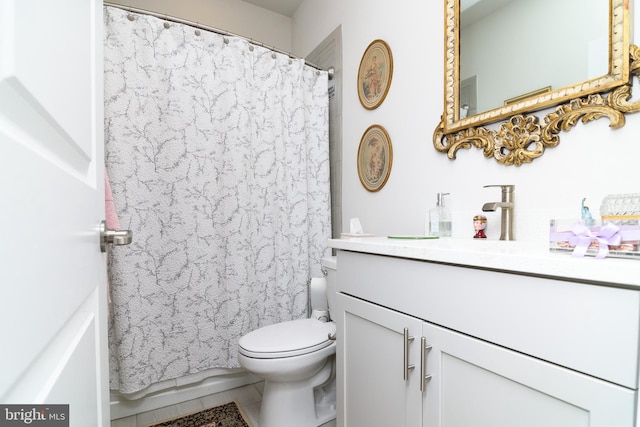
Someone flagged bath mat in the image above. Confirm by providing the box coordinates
[145,400,253,427]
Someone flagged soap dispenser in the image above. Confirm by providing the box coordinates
[428,193,451,237]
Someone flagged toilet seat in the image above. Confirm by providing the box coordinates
[239,318,336,359]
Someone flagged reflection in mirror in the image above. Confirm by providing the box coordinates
[434,0,640,166]
[460,0,608,114]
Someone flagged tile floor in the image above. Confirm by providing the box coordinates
[110,382,337,427]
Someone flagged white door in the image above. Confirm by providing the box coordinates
[0,1,109,426]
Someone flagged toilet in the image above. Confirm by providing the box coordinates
[238,256,337,427]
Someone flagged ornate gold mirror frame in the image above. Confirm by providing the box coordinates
[434,0,640,166]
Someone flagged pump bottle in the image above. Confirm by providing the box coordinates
[427,192,451,237]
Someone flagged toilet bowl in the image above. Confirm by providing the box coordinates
[237,256,337,427]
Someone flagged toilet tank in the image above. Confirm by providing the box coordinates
[321,256,337,320]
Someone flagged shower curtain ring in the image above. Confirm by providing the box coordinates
[327,66,335,80]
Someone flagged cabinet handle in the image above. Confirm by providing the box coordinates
[403,327,415,381]
[420,337,433,392]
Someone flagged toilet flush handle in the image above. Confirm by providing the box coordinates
[328,332,336,340]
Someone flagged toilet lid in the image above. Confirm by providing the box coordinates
[239,318,336,359]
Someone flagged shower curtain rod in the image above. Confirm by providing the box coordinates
[103,2,334,80]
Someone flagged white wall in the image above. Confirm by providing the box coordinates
[292,1,640,242]
[106,0,292,53]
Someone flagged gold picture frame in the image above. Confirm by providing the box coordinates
[357,39,393,110]
[357,125,393,192]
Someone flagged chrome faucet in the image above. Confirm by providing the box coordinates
[482,185,515,241]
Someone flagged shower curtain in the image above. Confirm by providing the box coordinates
[103,6,331,395]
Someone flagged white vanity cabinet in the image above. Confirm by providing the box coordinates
[334,250,639,427]
[338,292,423,426]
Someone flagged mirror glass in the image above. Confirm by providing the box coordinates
[460,0,609,117]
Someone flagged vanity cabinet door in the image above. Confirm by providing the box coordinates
[421,322,636,427]
[336,293,423,427]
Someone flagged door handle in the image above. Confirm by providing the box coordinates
[420,337,433,392]
[100,220,133,252]
[403,327,415,381]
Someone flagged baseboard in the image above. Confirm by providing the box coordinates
[110,371,260,420]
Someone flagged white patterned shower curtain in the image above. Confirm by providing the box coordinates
[103,6,331,395]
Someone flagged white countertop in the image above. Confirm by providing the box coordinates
[328,236,640,288]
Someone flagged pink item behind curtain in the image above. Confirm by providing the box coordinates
[105,169,120,230]
[105,169,121,305]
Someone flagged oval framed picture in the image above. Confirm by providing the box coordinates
[357,39,393,110]
[357,125,393,192]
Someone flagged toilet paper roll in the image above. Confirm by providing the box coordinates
[311,309,330,322]
[310,277,328,311]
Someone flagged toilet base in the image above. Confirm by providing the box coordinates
[258,357,336,427]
